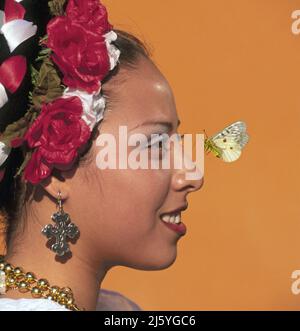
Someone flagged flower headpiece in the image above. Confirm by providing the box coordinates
[0,0,120,184]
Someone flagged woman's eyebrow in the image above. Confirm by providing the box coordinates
[130,119,181,132]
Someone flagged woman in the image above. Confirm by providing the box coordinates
[0,0,203,311]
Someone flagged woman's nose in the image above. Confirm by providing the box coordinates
[172,168,204,193]
[172,144,204,192]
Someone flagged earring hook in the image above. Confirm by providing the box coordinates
[57,190,63,212]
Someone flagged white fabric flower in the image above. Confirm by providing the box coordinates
[63,88,106,131]
[0,0,37,53]
[1,19,37,53]
[104,31,121,71]
[0,142,11,167]
[0,83,8,109]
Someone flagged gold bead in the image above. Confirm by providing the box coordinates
[66,297,74,306]
[0,262,5,271]
[61,287,72,293]
[58,292,67,305]
[4,264,13,273]
[18,281,29,293]
[25,272,36,284]
[61,287,73,297]
[31,287,42,298]
[37,279,49,290]
[49,286,60,297]
[6,274,16,287]
[13,267,24,279]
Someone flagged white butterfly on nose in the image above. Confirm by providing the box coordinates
[204,121,249,162]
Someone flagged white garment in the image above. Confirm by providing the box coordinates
[0,288,143,311]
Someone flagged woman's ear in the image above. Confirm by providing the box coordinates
[40,172,70,201]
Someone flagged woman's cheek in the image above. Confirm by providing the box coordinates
[133,167,171,197]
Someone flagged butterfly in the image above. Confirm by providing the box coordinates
[204,121,249,162]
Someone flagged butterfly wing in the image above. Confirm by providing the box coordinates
[211,121,248,144]
[206,121,249,162]
[222,148,242,162]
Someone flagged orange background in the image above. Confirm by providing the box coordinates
[2,0,300,310]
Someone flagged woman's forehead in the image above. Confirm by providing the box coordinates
[104,58,179,129]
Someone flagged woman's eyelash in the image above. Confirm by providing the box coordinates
[146,133,185,148]
[146,135,168,148]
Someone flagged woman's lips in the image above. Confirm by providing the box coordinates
[161,221,187,236]
[160,204,188,236]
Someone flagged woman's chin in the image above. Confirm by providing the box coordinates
[132,249,178,271]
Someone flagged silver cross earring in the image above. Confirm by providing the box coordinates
[42,191,80,257]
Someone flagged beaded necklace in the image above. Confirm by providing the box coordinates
[0,256,82,311]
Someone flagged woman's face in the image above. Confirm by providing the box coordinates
[68,56,203,270]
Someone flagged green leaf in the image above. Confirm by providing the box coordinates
[48,0,66,16]
[31,59,64,108]
[30,65,39,86]
[15,150,34,178]
[39,48,51,55]
[0,117,30,147]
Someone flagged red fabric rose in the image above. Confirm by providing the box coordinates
[47,16,110,93]
[66,0,113,35]
[24,97,91,184]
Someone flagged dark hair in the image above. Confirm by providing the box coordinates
[0,0,152,250]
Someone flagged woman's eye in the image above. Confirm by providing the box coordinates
[148,138,165,151]
[146,135,169,158]
[148,133,184,148]
[145,133,185,160]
